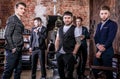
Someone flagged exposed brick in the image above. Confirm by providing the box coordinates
[0,0,90,29]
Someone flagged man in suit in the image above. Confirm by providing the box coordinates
[93,5,118,79]
[55,11,81,79]
[2,2,26,79]
[75,17,90,79]
[29,17,47,79]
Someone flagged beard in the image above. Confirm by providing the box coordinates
[64,22,72,26]
[101,18,108,22]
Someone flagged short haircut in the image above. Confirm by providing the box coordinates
[63,11,73,17]
[76,17,83,22]
[100,5,110,11]
[33,17,42,22]
[15,2,26,8]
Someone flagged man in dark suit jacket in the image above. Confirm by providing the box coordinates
[29,17,47,79]
[75,17,90,79]
[2,2,26,79]
[93,5,118,79]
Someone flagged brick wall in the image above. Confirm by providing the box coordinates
[0,0,14,28]
[0,0,89,29]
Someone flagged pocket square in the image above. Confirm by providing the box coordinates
[103,27,108,29]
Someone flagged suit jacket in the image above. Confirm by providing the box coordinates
[81,26,90,48]
[30,26,47,50]
[94,19,118,55]
[4,14,24,50]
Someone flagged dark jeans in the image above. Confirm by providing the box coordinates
[93,55,113,79]
[77,45,87,76]
[56,53,76,79]
[2,48,22,79]
[31,49,46,79]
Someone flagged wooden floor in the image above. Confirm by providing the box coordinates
[11,69,53,79]
[0,69,53,79]
[0,68,92,79]
[0,67,106,79]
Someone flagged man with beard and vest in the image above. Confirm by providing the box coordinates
[55,11,81,79]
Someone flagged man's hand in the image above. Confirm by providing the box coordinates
[96,51,102,58]
[29,48,32,55]
[72,52,77,55]
[29,48,32,53]
[80,35,85,40]
[12,48,16,53]
[97,44,106,51]
[34,27,41,33]
[34,29,38,33]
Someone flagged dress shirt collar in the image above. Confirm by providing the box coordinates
[15,13,21,20]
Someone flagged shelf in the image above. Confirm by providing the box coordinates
[23,33,31,35]
[24,41,29,43]
[0,63,4,66]
[22,48,29,52]
[22,32,31,69]
[0,54,5,57]
[0,38,5,40]
[0,46,4,48]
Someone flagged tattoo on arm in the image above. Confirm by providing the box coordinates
[75,36,81,45]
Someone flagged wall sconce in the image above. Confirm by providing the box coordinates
[0,19,4,38]
[53,0,57,3]
[53,0,57,15]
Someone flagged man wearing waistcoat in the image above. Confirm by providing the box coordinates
[75,17,90,79]
[55,11,81,79]
[29,17,47,79]
[2,2,26,79]
[93,5,118,79]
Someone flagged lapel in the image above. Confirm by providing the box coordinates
[98,23,102,32]
[100,19,111,31]
[33,27,37,35]
[14,15,24,29]
[40,26,45,33]
[82,26,84,34]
